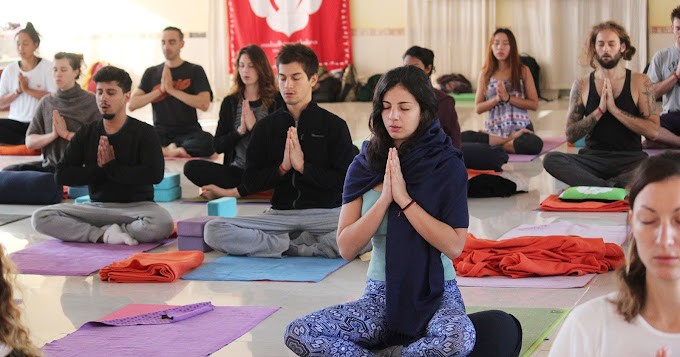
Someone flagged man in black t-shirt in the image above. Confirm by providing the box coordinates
[32,66,174,245]
[129,26,214,157]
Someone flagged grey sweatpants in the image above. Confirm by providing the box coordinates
[32,201,174,243]
[204,207,342,258]
[543,148,647,187]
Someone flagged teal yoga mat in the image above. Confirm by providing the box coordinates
[182,256,350,282]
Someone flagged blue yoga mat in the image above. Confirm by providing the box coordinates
[182,256,350,282]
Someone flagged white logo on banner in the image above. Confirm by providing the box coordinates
[249,0,323,37]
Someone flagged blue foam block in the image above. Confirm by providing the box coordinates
[177,235,213,252]
[207,197,237,217]
[154,186,181,202]
[74,195,91,203]
[154,172,180,190]
[574,137,585,147]
[67,186,89,199]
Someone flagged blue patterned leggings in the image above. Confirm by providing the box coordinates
[284,279,476,356]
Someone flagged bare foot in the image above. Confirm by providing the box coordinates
[199,184,224,200]
[162,143,192,158]
[176,146,191,158]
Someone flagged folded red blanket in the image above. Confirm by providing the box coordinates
[100,251,204,283]
[453,234,625,278]
[0,144,41,156]
[539,194,629,212]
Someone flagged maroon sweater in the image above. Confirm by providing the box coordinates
[435,88,462,149]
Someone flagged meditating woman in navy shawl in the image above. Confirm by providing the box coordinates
[284,65,475,356]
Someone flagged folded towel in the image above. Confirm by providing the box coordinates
[0,144,41,156]
[100,251,204,283]
[539,194,629,212]
[454,234,625,278]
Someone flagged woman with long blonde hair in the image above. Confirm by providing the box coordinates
[0,244,41,357]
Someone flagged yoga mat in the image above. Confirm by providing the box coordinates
[0,214,29,226]
[10,239,171,276]
[456,273,595,288]
[466,306,570,357]
[499,221,627,246]
[42,302,280,357]
[644,148,680,157]
[507,137,566,162]
[182,256,349,282]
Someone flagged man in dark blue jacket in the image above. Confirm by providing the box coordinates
[204,43,358,258]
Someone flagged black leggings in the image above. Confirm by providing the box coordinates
[0,119,30,145]
[183,160,244,188]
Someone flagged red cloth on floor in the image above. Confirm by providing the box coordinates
[453,234,625,278]
[100,251,204,283]
[466,169,500,180]
[0,145,41,156]
[539,194,630,212]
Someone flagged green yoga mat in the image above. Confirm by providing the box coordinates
[450,92,476,101]
[466,306,570,357]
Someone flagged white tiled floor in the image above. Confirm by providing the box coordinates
[0,96,625,356]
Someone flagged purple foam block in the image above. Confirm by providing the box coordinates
[177,216,218,237]
[178,235,213,252]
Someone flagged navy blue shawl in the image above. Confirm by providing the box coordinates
[342,120,469,343]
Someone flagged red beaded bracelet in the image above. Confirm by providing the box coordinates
[596,106,604,115]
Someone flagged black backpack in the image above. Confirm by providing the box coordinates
[520,54,550,101]
[356,74,382,102]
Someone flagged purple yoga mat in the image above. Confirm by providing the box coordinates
[643,148,680,157]
[10,239,171,276]
[507,137,566,162]
[42,303,279,357]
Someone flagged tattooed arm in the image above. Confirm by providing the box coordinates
[608,74,660,140]
[565,78,603,143]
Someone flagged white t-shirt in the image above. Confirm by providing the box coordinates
[548,292,680,357]
[647,46,680,114]
[0,58,56,122]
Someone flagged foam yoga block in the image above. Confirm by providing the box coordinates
[207,197,237,217]
[154,172,180,190]
[75,195,91,203]
[68,186,89,199]
[178,236,213,252]
[177,216,218,237]
[177,217,217,252]
[154,186,181,202]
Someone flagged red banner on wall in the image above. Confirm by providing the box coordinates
[227,0,352,73]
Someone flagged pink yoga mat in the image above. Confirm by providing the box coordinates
[498,221,627,246]
[507,137,566,162]
[42,303,279,357]
[10,239,172,276]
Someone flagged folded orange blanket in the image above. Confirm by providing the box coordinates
[467,169,500,180]
[99,251,204,283]
[453,234,625,278]
[539,194,629,212]
[0,145,41,156]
